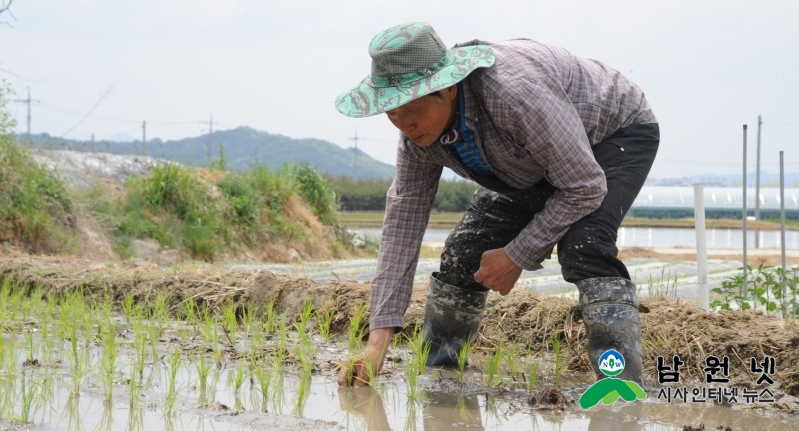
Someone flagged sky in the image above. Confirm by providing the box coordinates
[2,0,798,179]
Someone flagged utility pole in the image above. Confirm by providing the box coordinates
[754,115,762,248]
[201,114,218,165]
[742,124,748,296]
[142,121,147,156]
[13,87,39,145]
[755,115,762,222]
[91,133,95,152]
[348,128,365,179]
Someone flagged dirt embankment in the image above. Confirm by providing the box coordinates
[1,255,798,397]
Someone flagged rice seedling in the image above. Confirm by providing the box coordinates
[293,369,312,415]
[404,361,423,401]
[128,362,142,410]
[146,292,171,342]
[244,323,260,364]
[16,371,43,424]
[254,366,271,411]
[294,300,314,337]
[64,393,82,431]
[348,303,367,351]
[407,326,432,373]
[525,361,539,393]
[222,301,239,346]
[67,321,87,393]
[122,294,137,321]
[179,299,198,326]
[273,317,288,370]
[211,333,224,368]
[165,349,182,414]
[195,353,211,390]
[484,396,502,427]
[232,361,247,393]
[455,336,475,381]
[100,323,118,403]
[455,395,473,422]
[132,323,148,378]
[240,301,255,334]
[23,328,35,362]
[271,371,286,415]
[264,299,276,334]
[485,344,503,387]
[39,320,55,365]
[551,333,566,385]
[502,340,523,377]
[404,397,421,431]
[316,308,334,341]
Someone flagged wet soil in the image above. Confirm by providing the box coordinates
[1,254,799,407]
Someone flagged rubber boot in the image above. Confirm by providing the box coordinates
[577,277,644,386]
[421,274,488,367]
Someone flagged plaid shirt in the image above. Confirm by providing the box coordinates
[370,39,657,331]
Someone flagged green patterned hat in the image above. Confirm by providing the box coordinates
[335,22,495,118]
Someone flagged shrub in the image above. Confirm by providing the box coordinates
[292,163,336,225]
[0,83,75,253]
[104,162,336,261]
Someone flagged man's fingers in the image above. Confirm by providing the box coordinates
[473,268,483,283]
[337,361,353,387]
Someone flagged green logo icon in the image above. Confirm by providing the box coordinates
[579,349,646,409]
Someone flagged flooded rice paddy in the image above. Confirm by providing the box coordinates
[1,281,797,431]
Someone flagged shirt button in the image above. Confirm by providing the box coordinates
[620,147,625,151]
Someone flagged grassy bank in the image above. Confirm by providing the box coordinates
[340,211,799,230]
[87,162,347,262]
[0,85,77,254]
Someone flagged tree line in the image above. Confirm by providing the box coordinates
[326,176,479,212]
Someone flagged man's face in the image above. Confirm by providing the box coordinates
[385,86,458,147]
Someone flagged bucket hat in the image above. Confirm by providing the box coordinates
[335,22,495,118]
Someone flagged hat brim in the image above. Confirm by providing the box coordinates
[334,45,495,118]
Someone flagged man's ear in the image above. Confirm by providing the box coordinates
[442,85,458,102]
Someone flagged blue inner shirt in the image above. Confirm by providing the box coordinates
[452,83,496,178]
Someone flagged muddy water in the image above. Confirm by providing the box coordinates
[2,339,798,431]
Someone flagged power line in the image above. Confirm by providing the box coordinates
[59,84,115,138]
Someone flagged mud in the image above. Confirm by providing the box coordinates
[1,254,799,401]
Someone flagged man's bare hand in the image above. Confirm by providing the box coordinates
[473,248,523,296]
[338,327,393,387]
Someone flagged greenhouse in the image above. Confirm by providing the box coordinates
[628,186,799,219]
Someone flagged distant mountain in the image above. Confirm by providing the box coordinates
[18,127,396,179]
[109,132,136,142]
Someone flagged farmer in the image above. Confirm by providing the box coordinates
[335,22,658,387]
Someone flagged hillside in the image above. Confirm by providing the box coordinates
[21,126,396,180]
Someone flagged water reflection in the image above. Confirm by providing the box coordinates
[336,387,658,431]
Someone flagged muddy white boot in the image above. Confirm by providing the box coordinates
[421,275,488,367]
[577,277,644,386]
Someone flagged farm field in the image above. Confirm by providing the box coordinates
[1,256,799,430]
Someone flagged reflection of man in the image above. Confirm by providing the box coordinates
[336,22,657,387]
[337,387,484,431]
